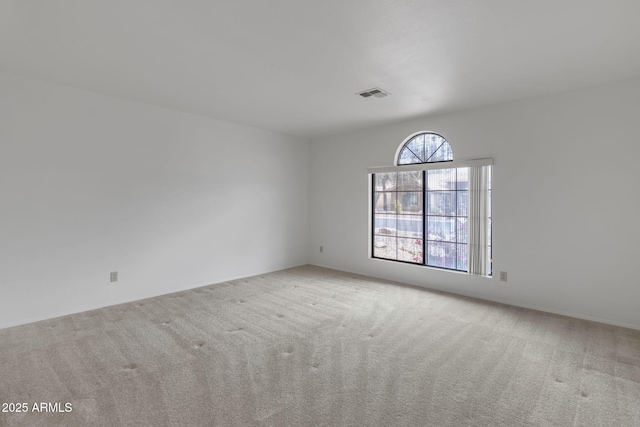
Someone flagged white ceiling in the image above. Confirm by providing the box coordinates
[2,1,640,139]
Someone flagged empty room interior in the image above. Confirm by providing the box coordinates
[1,1,640,426]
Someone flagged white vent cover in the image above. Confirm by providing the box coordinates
[357,87,390,98]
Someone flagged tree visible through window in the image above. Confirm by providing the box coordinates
[372,132,492,275]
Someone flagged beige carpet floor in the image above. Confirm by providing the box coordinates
[1,265,639,426]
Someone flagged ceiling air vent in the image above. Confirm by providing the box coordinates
[357,87,390,98]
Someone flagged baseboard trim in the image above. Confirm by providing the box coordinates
[309,262,640,331]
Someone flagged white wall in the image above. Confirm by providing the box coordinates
[309,76,640,330]
[0,72,309,328]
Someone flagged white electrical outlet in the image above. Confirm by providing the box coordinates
[320,246,323,253]
[110,271,118,282]
[500,271,507,282]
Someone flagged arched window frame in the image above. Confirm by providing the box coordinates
[394,131,454,166]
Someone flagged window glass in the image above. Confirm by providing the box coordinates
[398,133,452,164]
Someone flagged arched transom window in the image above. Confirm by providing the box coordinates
[396,132,453,165]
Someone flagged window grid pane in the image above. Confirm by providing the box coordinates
[425,168,468,272]
[372,173,423,265]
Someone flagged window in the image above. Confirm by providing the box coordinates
[397,132,453,164]
[370,132,492,276]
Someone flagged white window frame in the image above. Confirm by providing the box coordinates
[368,158,493,276]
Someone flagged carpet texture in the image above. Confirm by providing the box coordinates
[1,265,639,426]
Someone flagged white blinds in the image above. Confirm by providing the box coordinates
[468,165,490,276]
